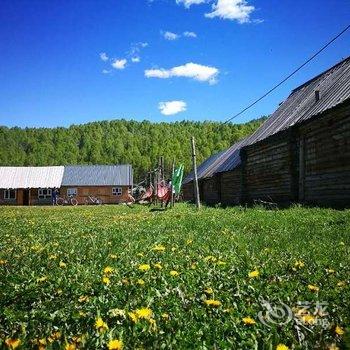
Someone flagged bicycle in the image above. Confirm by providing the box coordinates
[85,195,103,205]
[57,195,78,206]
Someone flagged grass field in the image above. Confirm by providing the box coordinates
[0,204,349,350]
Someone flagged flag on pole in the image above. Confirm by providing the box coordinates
[172,165,184,195]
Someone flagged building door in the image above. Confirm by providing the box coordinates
[23,189,30,205]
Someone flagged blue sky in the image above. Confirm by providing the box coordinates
[0,0,350,127]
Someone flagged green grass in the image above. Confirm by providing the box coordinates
[0,204,349,349]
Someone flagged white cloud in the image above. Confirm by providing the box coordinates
[176,0,206,8]
[183,31,197,38]
[102,69,111,74]
[145,62,219,84]
[111,59,127,70]
[158,100,187,115]
[131,57,141,63]
[100,52,109,61]
[205,0,255,23]
[163,31,180,40]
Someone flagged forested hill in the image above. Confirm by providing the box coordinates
[0,118,266,181]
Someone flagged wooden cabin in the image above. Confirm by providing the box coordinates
[0,164,133,205]
[183,56,350,208]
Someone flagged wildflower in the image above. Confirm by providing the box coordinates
[65,343,76,350]
[171,247,176,252]
[5,338,21,349]
[95,317,108,331]
[326,268,335,274]
[138,264,150,272]
[276,345,289,350]
[152,244,166,252]
[102,276,111,285]
[335,325,344,335]
[128,312,138,323]
[337,281,346,287]
[204,299,221,307]
[59,261,67,268]
[78,295,89,303]
[308,284,319,292]
[204,256,217,263]
[301,314,316,325]
[294,260,305,269]
[108,339,123,350]
[0,259,7,265]
[242,316,256,325]
[154,263,162,269]
[37,276,47,283]
[248,270,259,278]
[161,313,170,320]
[170,270,179,277]
[49,254,57,260]
[204,287,213,295]
[109,254,117,259]
[137,279,145,286]
[104,266,114,274]
[186,239,193,245]
[109,308,126,318]
[135,308,153,320]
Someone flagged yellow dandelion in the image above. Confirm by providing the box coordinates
[276,345,289,350]
[308,284,319,292]
[326,268,335,274]
[59,261,67,268]
[154,263,162,269]
[95,317,108,331]
[48,254,57,260]
[5,338,21,349]
[248,270,259,278]
[335,325,344,335]
[170,270,179,277]
[135,308,153,320]
[186,239,193,245]
[137,279,145,286]
[108,339,123,350]
[294,260,305,268]
[204,255,217,262]
[103,266,114,274]
[152,244,166,252]
[78,295,89,303]
[0,259,8,265]
[102,276,111,285]
[337,281,346,287]
[204,299,221,307]
[128,311,138,323]
[301,314,316,325]
[109,254,117,259]
[242,316,256,325]
[161,313,170,320]
[138,264,151,272]
[65,343,76,350]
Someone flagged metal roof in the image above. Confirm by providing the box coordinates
[0,166,64,189]
[184,56,350,180]
[245,55,350,145]
[61,165,133,186]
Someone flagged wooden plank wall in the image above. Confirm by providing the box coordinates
[298,102,350,207]
[242,131,296,205]
[201,177,220,205]
[219,168,242,205]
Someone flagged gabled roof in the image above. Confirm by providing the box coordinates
[61,165,133,186]
[184,55,350,181]
[0,166,64,189]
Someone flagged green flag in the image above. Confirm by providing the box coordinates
[172,165,184,195]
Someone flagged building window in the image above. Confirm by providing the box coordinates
[112,187,122,196]
[4,189,16,200]
[67,188,78,197]
[38,188,52,199]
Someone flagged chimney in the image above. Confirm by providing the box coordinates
[315,90,320,102]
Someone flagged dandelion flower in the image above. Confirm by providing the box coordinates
[65,343,76,350]
[135,308,153,320]
[108,339,123,350]
[152,244,166,252]
[128,311,138,323]
[204,287,213,295]
[161,313,170,320]
[138,264,151,272]
[204,299,221,307]
[104,266,114,274]
[5,338,21,349]
[109,254,117,259]
[294,260,305,269]
[137,279,145,286]
[248,270,259,278]
[276,345,289,350]
[170,270,179,277]
[78,295,89,303]
[326,268,335,274]
[301,314,316,325]
[59,261,67,268]
[154,263,162,269]
[0,259,7,265]
[102,276,111,285]
[335,325,344,335]
[337,281,346,287]
[95,317,108,331]
[308,284,319,292]
[242,316,256,325]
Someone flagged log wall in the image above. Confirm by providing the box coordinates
[219,168,242,205]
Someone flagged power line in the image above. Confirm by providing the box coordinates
[223,23,350,124]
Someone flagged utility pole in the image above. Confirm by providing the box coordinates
[171,159,175,207]
[191,136,201,209]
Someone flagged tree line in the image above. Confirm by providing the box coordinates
[0,118,266,181]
